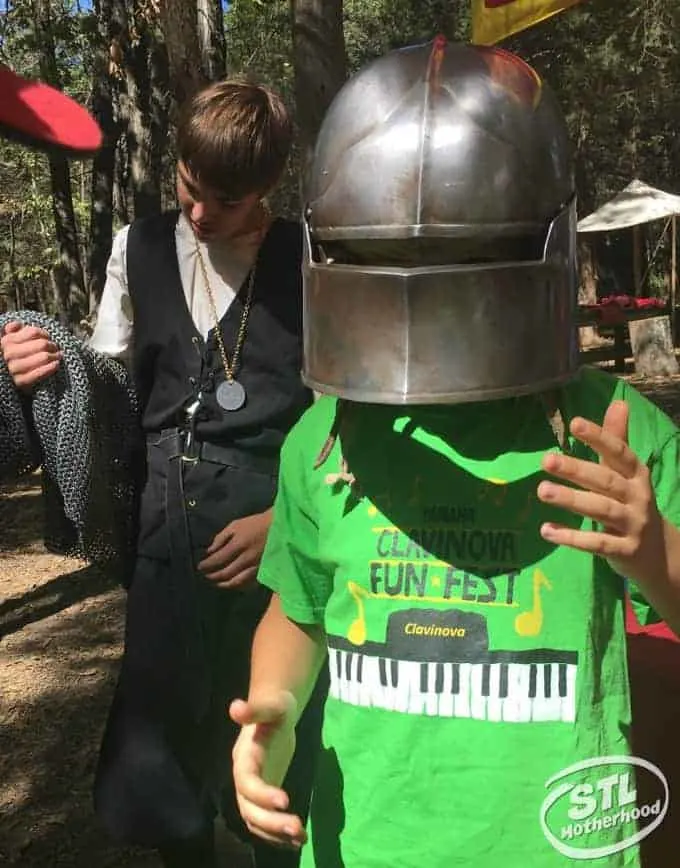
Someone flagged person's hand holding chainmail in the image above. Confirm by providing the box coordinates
[1,322,63,388]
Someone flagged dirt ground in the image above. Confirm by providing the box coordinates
[0,474,159,868]
[2,371,680,867]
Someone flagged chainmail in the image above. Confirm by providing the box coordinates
[0,311,143,579]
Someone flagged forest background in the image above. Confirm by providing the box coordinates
[0,0,678,328]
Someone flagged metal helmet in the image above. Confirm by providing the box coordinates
[302,38,578,404]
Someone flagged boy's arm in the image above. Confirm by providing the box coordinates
[231,593,326,849]
[637,520,680,633]
[247,593,327,717]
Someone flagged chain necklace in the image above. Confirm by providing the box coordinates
[193,235,257,411]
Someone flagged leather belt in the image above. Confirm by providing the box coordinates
[146,428,278,476]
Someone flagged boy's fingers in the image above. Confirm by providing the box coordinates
[230,695,293,727]
[540,454,629,503]
[9,350,61,374]
[205,551,252,583]
[4,340,59,362]
[15,360,60,388]
[238,798,305,848]
[537,482,627,532]
[229,698,252,726]
[540,522,634,559]
[602,400,629,443]
[236,769,290,812]
[204,525,233,555]
[5,326,50,343]
[568,414,638,479]
[214,566,257,590]
[202,547,242,576]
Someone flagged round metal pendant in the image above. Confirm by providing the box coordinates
[216,379,246,411]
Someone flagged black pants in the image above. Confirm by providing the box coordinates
[94,556,324,868]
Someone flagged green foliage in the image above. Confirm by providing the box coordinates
[0,1,96,311]
[509,0,680,294]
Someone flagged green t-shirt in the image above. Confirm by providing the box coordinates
[259,367,680,868]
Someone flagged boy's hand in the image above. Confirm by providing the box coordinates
[537,400,665,583]
[198,508,272,589]
[230,691,306,849]
[1,322,63,388]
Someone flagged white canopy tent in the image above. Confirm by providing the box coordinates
[577,179,680,233]
[577,179,680,316]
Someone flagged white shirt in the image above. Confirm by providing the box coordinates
[88,213,260,363]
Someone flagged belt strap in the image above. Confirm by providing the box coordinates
[165,453,211,722]
[147,429,278,476]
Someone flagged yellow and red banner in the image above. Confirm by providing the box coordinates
[471,0,583,46]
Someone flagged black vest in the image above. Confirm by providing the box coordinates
[126,212,312,455]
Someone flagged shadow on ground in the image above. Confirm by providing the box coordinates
[0,565,159,868]
[0,562,115,640]
[0,478,159,867]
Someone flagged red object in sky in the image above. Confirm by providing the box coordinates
[0,64,102,156]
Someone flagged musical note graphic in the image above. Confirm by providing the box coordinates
[514,569,552,637]
[347,581,369,645]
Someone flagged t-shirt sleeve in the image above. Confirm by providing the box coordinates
[629,431,680,625]
[258,419,334,626]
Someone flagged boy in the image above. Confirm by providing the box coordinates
[1,81,320,867]
[230,41,680,867]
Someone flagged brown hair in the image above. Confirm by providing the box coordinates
[176,79,293,201]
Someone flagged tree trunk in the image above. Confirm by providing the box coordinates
[87,0,119,315]
[159,0,208,104]
[50,262,71,323]
[33,0,87,324]
[290,0,347,176]
[197,0,226,82]
[8,217,23,311]
[148,36,171,209]
[124,41,158,218]
[118,0,169,219]
[113,113,130,226]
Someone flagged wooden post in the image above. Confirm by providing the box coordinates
[633,225,642,295]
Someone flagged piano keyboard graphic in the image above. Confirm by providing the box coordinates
[327,646,577,723]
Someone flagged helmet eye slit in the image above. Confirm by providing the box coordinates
[315,235,547,268]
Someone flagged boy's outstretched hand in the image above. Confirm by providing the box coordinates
[230,692,307,850]
[537,400,666,585]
